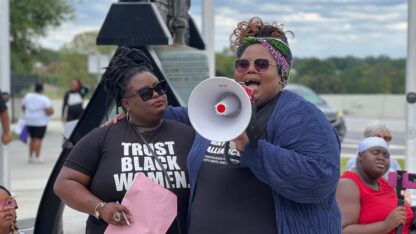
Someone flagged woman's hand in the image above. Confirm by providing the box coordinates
[1,131,11,145]
[384,206,407,231]
[233,132,249,152]
[100,202,132,226]
[101,113,126,127]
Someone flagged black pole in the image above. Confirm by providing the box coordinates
[395,170,405,234]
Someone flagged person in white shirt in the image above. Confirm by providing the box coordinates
[22,83,54,163]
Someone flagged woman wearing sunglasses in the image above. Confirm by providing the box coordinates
[54,47,195,234]
[166,17,341,233]
[0,185,22,234]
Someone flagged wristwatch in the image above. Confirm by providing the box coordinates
[94,202,106,220]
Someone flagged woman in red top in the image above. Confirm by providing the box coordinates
[336,137,414,234]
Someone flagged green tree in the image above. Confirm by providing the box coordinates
[61,31,116,55]
[10,0,74,74]
[215,48,235,78]
[57,31,117,93]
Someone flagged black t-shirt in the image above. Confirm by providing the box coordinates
[64,119,195,234]
[0,90,7,113]
[188,97,278,234]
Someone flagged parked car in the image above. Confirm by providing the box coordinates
[285,83,346,142]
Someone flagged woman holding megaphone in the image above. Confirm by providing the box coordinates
[166,17,341,233]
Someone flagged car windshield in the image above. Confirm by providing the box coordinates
[287,85,326,106]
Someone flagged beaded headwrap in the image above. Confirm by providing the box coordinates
[236,36,293,84]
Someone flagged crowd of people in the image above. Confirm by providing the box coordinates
[2,16,416,234]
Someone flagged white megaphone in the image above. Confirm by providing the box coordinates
[188,77,253,142]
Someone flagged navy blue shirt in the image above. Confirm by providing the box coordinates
[188,97,278,234]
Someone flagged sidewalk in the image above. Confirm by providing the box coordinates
[8,120,87,233]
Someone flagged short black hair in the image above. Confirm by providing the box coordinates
[35,83,44,93]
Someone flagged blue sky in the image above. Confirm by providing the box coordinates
[39,0,408,58]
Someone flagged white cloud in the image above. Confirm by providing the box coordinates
[336,11,401,22]
[283,12,328,23]
[215,8,240,28]
[258,4,295,13]
[38,22,100,50]
[386,22,407,31]
[336,34,359,42]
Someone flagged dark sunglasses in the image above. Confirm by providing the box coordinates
[0,197,17,210]
[124,80,167,102]
[235,58,276,73]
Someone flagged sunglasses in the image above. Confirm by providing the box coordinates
[374,135,392,143]
[124,80,167,102]
[0,197,17,210]
[235,58,277,73]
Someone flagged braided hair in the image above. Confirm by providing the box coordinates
[101,47,155,109]
[0,185,19,234]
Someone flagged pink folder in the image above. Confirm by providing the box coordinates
[105,173,177,234]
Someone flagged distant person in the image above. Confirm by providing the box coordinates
[0,185,22,234]
[61,79,88,122]
[0,91,11,145]
[22,83,54,163]
[336,137,414,233]
[346,121,401,178]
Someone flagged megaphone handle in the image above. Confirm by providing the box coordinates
[246,100,260,148]
[224,141,241,167]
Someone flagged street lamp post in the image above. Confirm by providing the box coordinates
[0,0,11,189]
[406,0,416,202]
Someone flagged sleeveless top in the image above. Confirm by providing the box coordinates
[342,171,414,234]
